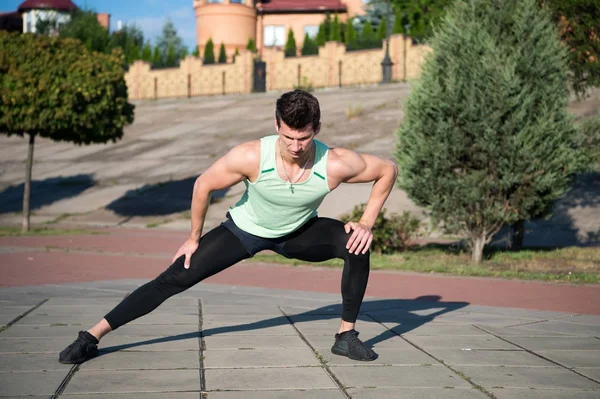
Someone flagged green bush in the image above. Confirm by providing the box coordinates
[340,203,422,253]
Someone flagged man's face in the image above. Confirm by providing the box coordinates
[276,119,320,159]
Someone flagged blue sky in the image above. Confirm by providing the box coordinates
[1,0,198,49]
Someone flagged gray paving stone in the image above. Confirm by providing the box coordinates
[99,334,201,352]
[61,394,201,399]
[290,316,387,336]
[569,315,600,325]
[18,313,199,326]
[435,312,540,326]
[304,332,411,349]
[64,370,200,394]
[401,324,490,336]
[539,350,600,367]
[203,348,318,368]
[428,349,553,366]
[44,298,126,306]
[203,304,284,316]
[405,335,520,350]
[0,337,74,353]
[112,324,200,337]
[0,313,22,324]
[0,353,72,372]
[460,305,578,320]
[208,391,345,399]
[205,367,336,390]
[203,334,307,349]
[575,367,600,381]
[490,388,600,399]
[0,371,67,396]
[510,321,600,336]
[30,305,114,315]
[0,306,35,314]
[506,337,600,350]
[80,350,200,370]
[455,365,600,389]
[0,324,199,339]
[314,347,435,366]
[45,297,197,307]
[0,396,48,399]
[330,364,471,388]
[347,387,488,399]
[202,317,297,336]
[479,325,579,337]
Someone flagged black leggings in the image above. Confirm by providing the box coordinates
[104,217,370,328]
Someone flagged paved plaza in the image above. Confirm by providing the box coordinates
[1,278,599,398]
[0,85,599,397]
[0,227,599,398]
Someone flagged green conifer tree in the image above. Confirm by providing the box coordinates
[218,43,227,63]
[203,38,215,64]
[141,42,153,62]
[301,33,318,56]
[165,43,177,67]
[152,46,162,67]
[284,29,297,57]
[345,20,358,44]
[395,0,585,263]
[246,38,257,52]
[393,10,406,34]
[323,12,332,39]
[315,24,327,46]
[376,17,387,40]
[329,14,342,42]
[192,46,200,57]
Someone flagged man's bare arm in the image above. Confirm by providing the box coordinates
[189,141,259,240]
[329,148,398,254]
[330,148,398,228]
[173,141,259,268]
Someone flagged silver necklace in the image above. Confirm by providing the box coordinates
[279,140,313,193]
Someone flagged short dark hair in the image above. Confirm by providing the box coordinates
[275,90,321,132]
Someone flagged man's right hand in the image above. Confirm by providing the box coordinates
[172,238,199,269]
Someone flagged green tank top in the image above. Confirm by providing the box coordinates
[228,135,331,238]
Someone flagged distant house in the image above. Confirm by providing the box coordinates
[0,0,110,35]
[194,0,366,58]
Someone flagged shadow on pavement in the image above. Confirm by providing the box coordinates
[98,296,468,355]
[494,171,600,248]
[106,177,229,216]
[0,174,94,213]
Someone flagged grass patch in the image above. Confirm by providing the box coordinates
[345,104,364,119]
[0,226,104,237]
[252,246,600,284]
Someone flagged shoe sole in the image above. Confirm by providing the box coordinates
[331,345,378,361]
[58,349,99,365]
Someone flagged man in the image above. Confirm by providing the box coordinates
[59,89,398,364]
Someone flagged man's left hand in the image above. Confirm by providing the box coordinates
[344,222,373,255]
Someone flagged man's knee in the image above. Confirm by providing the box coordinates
[156,259,199,289]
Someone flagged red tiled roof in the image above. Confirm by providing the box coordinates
[258,0,347,13]
[17,0,78,12]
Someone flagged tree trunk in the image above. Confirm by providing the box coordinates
[21,133,35,233]
[511,219,525,250]
[471,233,486,264]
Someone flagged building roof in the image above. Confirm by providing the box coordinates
[258,0,347,13]
[17,0,78,12]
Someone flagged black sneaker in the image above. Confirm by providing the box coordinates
[59,331,99,364]
[331,329,378,361]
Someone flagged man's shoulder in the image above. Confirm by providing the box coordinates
[326,147,362,180]
[227,140,261,166]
